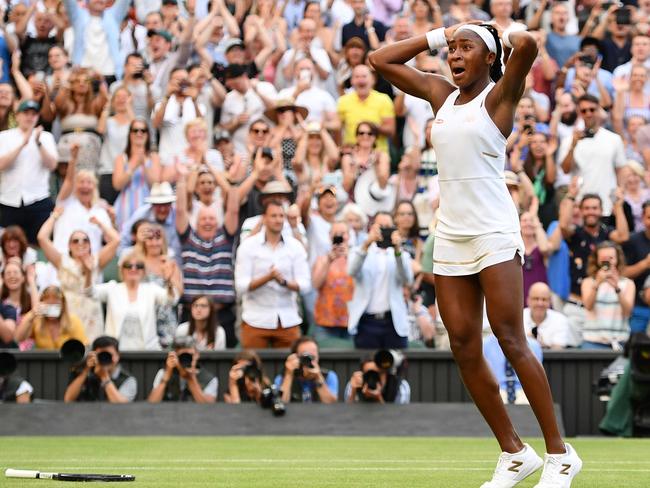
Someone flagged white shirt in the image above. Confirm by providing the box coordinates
[81,16,115,76]
[306,213,332,266]
[277,85,337,123]
[366,247,390,314]
[0,128,57,207]
[153,95,205,165]
[235,232,311,329]
[276,46,333,92]
[402,93,434,148]
[523,308,571,349]
[557,126,626,215]
[175,321,226,350]
[220,83,277,155]
[239,216,307,244]
[53,197,112,256]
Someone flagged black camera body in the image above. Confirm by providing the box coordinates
[178,352,193,369]
[260,384,286,416]
[583,127,597,139]
[362,370,380,390]
[377,227,396,249]
[243,361,262,381]
[97,351,113,366]
[299,353,314,370]
[332,235,344,245]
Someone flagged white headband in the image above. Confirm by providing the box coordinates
[455,25,497,54]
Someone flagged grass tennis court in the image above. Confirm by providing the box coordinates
[1,436,649,487]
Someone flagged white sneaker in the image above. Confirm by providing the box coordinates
[480,443,544,488]
[533,443,583,488]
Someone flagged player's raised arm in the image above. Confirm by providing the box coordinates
[368,27,460,113]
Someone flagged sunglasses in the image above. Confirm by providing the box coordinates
[131,127,147,134]
[145,230,162,240]
[251,128,269,134]
[123,262,145,270]
[356,131,375,136]
[276,107,295,114]
[580,107,597,114]
[70,237,90,245]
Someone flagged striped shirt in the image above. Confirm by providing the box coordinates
[180,227,235,304]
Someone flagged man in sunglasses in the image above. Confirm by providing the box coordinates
[559,94,627,217]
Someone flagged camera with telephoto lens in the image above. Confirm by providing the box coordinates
[260,384,286,416]
[374,349,405,375]
[362,369,380,390]
[242,361,262,381]
[178,352,193,369]
[97,351,113,366]
[0,351,17,377]
[299,353,314,369]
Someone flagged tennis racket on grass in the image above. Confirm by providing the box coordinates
[5,469,135,482]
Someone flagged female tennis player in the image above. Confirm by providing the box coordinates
[369,23,581,488]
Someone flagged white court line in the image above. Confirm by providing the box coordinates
[9,466,650,473]
[3,458,650,465]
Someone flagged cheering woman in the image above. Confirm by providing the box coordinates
[369,22,581,488]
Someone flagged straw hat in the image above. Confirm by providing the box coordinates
[145,182,176,204]
[264,99,309,124]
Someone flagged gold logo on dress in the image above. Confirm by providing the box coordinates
[508,460,523,473]
[433,119,444,124]
[560,464,571,475]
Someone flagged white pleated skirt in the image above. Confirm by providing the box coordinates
[433,231,525,276]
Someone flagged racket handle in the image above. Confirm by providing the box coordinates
[5,469,40,478]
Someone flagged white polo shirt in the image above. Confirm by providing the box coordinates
[523,308,572,349]
[0,128,57,207]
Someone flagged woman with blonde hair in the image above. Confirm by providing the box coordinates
[90,250,180,350]
[54,67,108,173]
[162,118,224,184]
[52,145,114,256]
[38,208,120,342]
[14,286,87,349]
[581,241,635,349]
[137,223,183,347]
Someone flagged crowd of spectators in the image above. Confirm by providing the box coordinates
[0,0,649,402]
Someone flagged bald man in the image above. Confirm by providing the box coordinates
[523,282,572,349]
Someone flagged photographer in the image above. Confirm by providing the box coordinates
[275,337,338,404]
[344,353,410,404]
[224,350,266,404]
[148,336,217,403]
[0,352,33,403]
[63,336,137,403]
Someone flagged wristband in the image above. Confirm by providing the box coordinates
[425,28,447,51]
[502,22,527,49]
[100,379,112,389]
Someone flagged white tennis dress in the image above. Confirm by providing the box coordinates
[430,82,524,276]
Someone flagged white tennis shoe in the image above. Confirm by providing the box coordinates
[480,443,544,488]
[533,443,582,488]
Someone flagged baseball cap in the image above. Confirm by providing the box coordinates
[316,185,336,199]
[214,128,231,143]
[147,29,173,43]
[224,38,245,53]
[17,100,40,113]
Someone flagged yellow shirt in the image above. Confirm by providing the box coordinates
[31,314,88,350]
[337,90,395,154]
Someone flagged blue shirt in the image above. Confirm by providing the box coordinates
[546,32,581,68]
[546,221,570,301]
[274,370,339,402]
[483,334,543,391]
